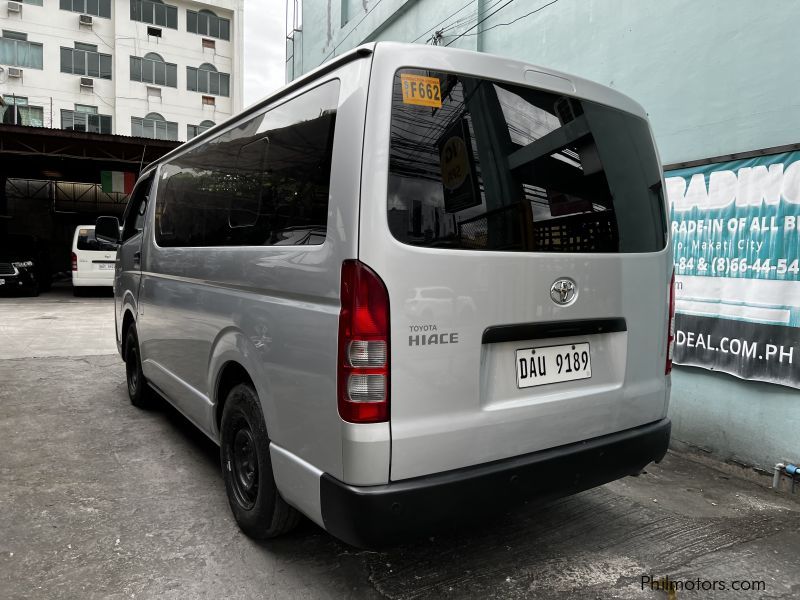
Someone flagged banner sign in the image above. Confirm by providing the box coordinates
[665,150,800,388]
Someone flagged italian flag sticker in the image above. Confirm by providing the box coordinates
[101,171,136,194]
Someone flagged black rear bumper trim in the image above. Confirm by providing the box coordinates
[482,317,627,344]
[320,418,670,548]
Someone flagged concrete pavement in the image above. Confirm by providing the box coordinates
[1,290,799,599]
[0,286,116,359]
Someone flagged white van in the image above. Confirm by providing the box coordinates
[71,225,116,294]
[95,43,674,547]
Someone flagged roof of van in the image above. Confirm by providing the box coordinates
[141,42,648,178]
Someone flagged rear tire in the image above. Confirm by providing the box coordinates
[124,325,155,409]
[220,383,299,539]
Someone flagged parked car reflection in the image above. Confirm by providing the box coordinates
[404,286,476,321]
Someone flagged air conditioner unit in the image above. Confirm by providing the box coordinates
[8,67,23,78]
[7,1,22,14]
[79,77,94,89]
[79,14,93,26]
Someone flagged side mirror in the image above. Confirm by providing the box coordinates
[95,216,121,244]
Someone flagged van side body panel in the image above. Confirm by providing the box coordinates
[136,57,376,485]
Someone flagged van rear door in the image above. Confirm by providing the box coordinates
[75,228,116,277]
[359,59,672,481]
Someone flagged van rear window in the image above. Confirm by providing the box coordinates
[388,69,666,252]
[77,229,116,251]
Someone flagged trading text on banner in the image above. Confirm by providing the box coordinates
[665,151,800,389]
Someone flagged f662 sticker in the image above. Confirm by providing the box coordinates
[401,74,442,108]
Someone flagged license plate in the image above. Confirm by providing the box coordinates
[516,342,591,388]
[98,263,114,270]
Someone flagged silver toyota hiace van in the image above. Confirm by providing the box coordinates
[96,42,674,547]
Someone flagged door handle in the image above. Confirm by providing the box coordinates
[133,251,141,267]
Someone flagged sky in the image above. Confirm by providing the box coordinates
[243,0,288,106]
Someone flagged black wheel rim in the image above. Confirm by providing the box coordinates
[126,345,139,396]
[230,424,258,510]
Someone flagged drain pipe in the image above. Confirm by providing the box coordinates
[773,463,785,489]
[773,462,799,492]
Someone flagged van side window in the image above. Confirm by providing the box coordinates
[154,79,340,247]
[122,175,154,241]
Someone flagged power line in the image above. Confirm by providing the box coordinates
[445,0,560,47]
[415,0,508,44]
[436,0,508,34]
[454,0,562,37]
[322,0,388,63]
[411,0,478,43]
[444,0,517,46]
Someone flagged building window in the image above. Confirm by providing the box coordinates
[0,31,44,70]
[2,31,27,40]
[187,120,214,140]
[187,9,230,41]
[62,105,112,134]
[130,0,177,29]
[1,95,44,126]
[130,52,177,87]
[131,112,178,140]
[59,0,111,18]
[186,63,229,97]
[60,42,112,79]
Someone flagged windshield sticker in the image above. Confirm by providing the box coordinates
[401,74,442,108]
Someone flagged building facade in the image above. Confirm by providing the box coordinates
[1,0,243,141]
[286,0,800,471]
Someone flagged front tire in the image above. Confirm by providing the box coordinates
[124,325,154,409]
[220,383,299,539]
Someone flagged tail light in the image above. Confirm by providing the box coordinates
[71,252,77,271]
[338,260,389,423]
[665,269,676,375]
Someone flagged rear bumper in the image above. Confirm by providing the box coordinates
[320,418,671,548]
[72,273,113,287]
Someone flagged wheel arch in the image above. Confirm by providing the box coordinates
[215,361,255,431]
[208,328,276,443]
[120,308,137,361]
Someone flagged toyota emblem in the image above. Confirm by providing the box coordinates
[550,278,577,305]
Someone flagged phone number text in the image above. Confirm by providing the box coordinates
[676,256,800,276]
